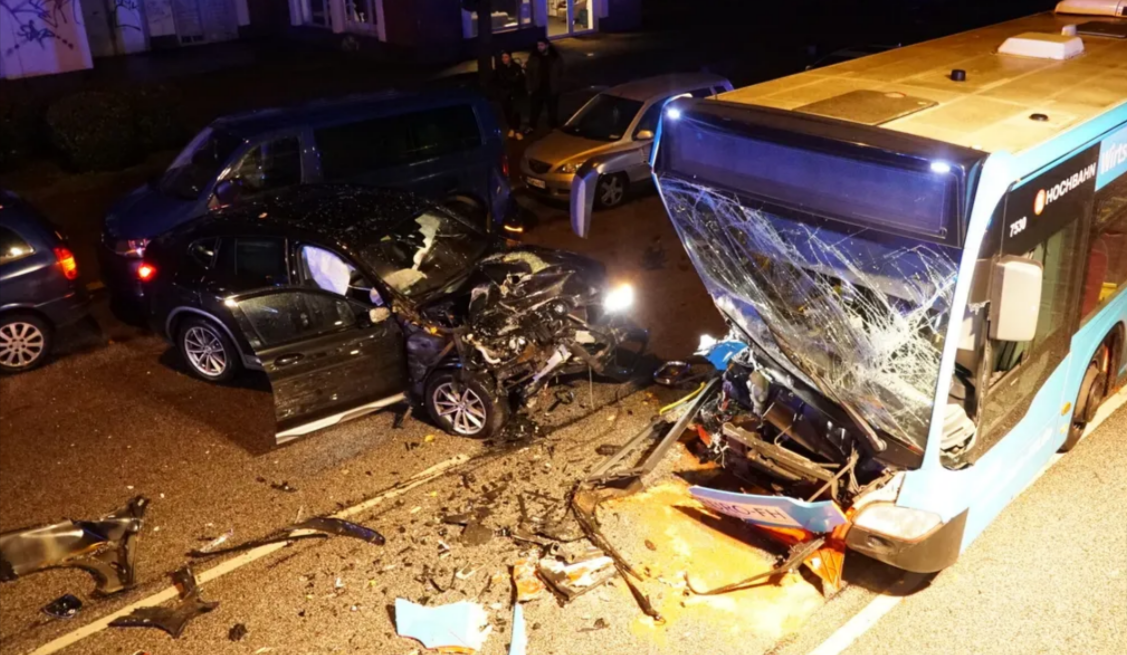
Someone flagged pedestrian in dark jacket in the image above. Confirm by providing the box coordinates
[526,38,564,132]
[495,51,526,140]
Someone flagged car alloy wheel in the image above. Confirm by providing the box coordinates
[0,319,48,371]
[596,174,626,208]
[183,324,228,378]
[431,380,488,436]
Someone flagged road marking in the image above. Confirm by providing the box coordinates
[805,387,1126,655]
[26,454,470,655]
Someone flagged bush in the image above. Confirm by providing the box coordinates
[46,91,142,172]
[0,99,45,171]
[128,84,187,152]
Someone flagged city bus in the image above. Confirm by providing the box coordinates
[573,3,1126,574]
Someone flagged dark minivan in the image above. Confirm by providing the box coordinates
[102,89,512,301]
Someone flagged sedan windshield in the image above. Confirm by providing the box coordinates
[160,128,243,200]
[562,94,644,142]
[660,177,960,450]
[360,210,490,299]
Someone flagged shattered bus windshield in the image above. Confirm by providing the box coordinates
[661,178,959,449]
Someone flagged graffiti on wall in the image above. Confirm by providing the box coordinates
[111,0,140,31]
[1,0,81,53]
[0,0,91,78]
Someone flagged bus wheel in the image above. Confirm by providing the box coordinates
[1060,357,1108,452]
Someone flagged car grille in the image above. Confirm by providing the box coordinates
[528,159,552,175]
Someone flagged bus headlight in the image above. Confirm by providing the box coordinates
[604,283,635,313]
[852,503,943,542]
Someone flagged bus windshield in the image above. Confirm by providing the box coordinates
[660,177,960,450]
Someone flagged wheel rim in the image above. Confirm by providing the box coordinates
[599,176,624,206]
[0,321,46,369]
[184,325,227,377]
[432,381,488,436]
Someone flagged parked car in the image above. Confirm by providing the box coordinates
[140,185,645,443]
[102,89,513,303]
[0,190,89,373]
[520,73,733,209]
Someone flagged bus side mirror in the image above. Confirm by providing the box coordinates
[988,256,1043,342]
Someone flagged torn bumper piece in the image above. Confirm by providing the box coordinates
[188,516,384,557]
[688,487,848,534]
[110,565,218,638]
[846,508,968,574]
[0,496,148,596]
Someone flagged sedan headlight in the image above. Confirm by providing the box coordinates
[558,161,584,174]
[603,283,635,313]
[110,238,150,258]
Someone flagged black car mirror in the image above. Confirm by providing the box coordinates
[213,179,243,206]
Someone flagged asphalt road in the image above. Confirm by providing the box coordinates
[2,192,1125,655]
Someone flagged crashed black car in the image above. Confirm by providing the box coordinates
[141,185,645,443]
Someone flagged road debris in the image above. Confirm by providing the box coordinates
[110,565,218,638]
[270,481,299,493]
[460,522,494,546]
[0,496,148,596]
[198,529,234,553]
[189,516,384,557]
[228,622,249,641]
[538,554,616,602]
[41,594,82,619]
[512,554,545,602]
[395,598,492,652]
[509,604,527,655]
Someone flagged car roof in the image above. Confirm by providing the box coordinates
[195,185,435,251]
[604,73,731,102]
[212,88,486,138]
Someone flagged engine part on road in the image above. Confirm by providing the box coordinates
[0,496,148,596]
[109,565,218,639]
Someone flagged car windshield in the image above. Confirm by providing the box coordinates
[359,210,490,299]
[561,94,644,142]
[659,177,960,450]
[160,128,243,200]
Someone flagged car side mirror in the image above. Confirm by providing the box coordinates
[369,307,391,324]
[988,256,1043,342]
[213,179,242,206]
[635,129,655,141]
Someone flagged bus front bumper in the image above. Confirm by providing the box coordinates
[845,509,968,573]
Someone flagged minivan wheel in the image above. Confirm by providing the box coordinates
[595,174,627,209]
[178,316,239,383]
[0,313,52,374]
[425,372,507,439]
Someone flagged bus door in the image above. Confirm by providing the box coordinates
[961,146,1097,535]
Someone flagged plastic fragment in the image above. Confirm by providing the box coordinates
[509,604,527,655]
[199,529,234,553]
[395,598,492,653]
[512,555,544,602]
[537,555,616,601]
[42,594,82,619]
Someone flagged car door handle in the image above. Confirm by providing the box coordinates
[274,354,304,367]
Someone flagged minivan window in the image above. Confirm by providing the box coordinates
[315,105,482,181]
[227,137,302,194]
[0,226,33,264]
[161,128,243,201]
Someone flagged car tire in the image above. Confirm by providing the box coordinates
[0,313,53,374]
[425,371,507,439]
[1060,358,1107,452]
[177,316,239,383]
[594,173,628,209]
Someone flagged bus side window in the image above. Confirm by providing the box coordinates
[1080,177,1127,322]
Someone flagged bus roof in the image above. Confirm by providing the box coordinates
[717,12,1127,155]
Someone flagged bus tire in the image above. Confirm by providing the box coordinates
[1060,359,1106,452]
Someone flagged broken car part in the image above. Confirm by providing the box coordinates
[537,554,617,602]
[395,598,493,652]
[41,594,83,619]
[509,603,528,655]
[0,496,148,596]
[512,554,545,602]
[110,565,218,638]
[189,517,384,557]
[686,536,826,596]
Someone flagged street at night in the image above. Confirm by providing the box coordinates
[3,1,1127,654]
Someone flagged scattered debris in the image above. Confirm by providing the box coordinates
[270,481,298,493]
[580,617,609,632]
[395,598,492,653]
[652,361,694,387]
[509,604,527,655]
[538,554,616,602]
[644,540,657,551]
[228,622,248,641]
[512,555,544,602]
[198,529,234,554]
[189,516,384,557]
[594,444,619,457]
[685,537,825,596]
[41,594,82,619]
[460,522,494,547]
[110,565,218,638]
[0,496,148,596]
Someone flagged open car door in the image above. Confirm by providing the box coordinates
[228,289,408,444]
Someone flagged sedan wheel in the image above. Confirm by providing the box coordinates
[596,174,627,209]
[177,317,239,382]
[0,315,51,373]
[424,372,506,439]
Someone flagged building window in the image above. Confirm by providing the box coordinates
[304,0,330,27]
[346,0,379,31]
[463,0,533,37]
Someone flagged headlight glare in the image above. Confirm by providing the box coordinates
[603,283,635,313]
[558,161,584,174]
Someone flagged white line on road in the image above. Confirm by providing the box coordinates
[804,387,1126,655]
[26,454,471,655]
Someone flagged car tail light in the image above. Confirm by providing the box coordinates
[54,247,78,281]
[501,153,510,178]
[137,263,157,282]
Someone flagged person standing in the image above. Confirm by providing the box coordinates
[495,51,526,140]
[526,38,564,132]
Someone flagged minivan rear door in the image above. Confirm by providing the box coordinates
[227,288,408,444]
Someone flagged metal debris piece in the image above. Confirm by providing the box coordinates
[228,622,248,641]
[653,361,693,387]
[42,594,82,619]
[395,598,492,652]
[110,565,218,638]
[0,496,148,596]
[199,529,234,553]
[537,555,616,602]
[685,537,826,596]
[189,517,384,557]
[512,555,544,602]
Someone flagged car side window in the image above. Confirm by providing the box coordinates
[217,237,289,290]
[188,238,218,269]
[690,87,714,98]
[0,226,33,264]
[229,136,302,193]
[633,102,664,139]
[239,291,357,348]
